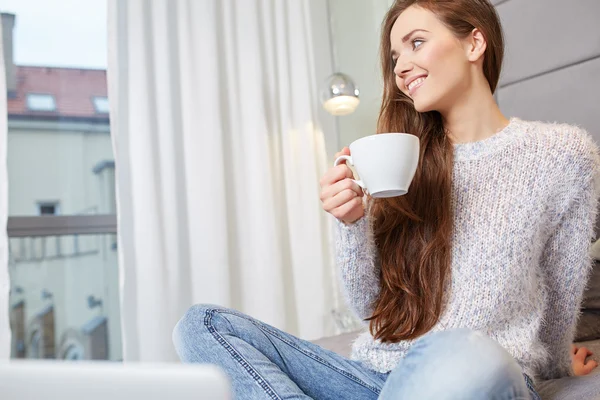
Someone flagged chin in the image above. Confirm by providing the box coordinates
[412,91,447,113]
[412,99,436,113]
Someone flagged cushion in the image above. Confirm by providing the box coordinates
[575,310,600,342]
[582,259,600,310]
[574,256,600,342]
[311,330,358,359]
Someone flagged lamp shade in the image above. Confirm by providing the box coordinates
[320,73,360,116]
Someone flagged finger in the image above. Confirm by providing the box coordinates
[333,147,351,165]
[334,152,349,165]
[571,345,578,355]
[584,360,598,374]
[321,178,363,203]
[334,147,350,157]
[575,348,588,362]
[323,188,359,212]
[320,165,354,187]
[331,196,363,220]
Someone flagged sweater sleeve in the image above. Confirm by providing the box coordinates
[538,131,600,380]
[334,216,381,323]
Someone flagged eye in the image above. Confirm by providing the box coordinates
[412,38,424,50]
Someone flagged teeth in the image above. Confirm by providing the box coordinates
[408,77,426,91]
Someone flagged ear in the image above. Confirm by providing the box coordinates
[465,28,487,63]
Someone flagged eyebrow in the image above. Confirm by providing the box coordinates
[390,29,430,58]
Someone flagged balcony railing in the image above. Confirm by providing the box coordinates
[7,215,117,237]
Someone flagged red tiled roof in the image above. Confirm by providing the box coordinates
[7,66,108,120]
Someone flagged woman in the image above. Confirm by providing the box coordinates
[173,1,600,399]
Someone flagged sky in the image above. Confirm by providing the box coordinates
[1,0,107,69]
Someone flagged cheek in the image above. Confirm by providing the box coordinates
[420,40,457,73]
[420,41,467,93]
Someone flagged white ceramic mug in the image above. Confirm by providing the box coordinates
[334,133,420,198]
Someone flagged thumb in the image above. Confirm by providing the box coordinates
[334,147,351,165]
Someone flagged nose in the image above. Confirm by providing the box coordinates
[394,59,413,82]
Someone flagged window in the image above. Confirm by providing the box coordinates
[62,343,85,360]
[38,202,59,215]
[10,301,26,359]
[7,232,121,361]
[4,0,121,362]
[93,96,109,114]
[26,94,57,112]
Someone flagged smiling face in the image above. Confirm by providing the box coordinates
[390,5,476,113]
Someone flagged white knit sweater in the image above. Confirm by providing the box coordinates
[335,118,600,383]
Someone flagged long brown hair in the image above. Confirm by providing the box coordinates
[365,0,504,343]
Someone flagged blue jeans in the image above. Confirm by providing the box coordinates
[173,304,541,399]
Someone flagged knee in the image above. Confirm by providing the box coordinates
[383,328,526,398]
[172,303,222,352]
[418,328,521,378]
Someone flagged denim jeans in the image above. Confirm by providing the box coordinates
[173,304,541,400]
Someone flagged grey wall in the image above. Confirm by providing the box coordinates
[494,0,600,142]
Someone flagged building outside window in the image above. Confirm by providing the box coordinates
[2,0,121,362]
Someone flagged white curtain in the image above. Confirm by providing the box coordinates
[107,0,339,362]
[0,17,10,360]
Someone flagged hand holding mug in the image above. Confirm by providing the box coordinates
[320,132,420,224]
[319,147,365,224]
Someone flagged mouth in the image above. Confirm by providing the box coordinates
[406,75,427,96]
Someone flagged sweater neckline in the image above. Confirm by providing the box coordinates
[453,117,523,162]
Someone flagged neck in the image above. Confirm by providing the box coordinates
[440,80,510,144]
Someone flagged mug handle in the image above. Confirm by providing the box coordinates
[333,155,366,190]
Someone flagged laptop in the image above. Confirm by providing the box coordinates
[0,360,231,400]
